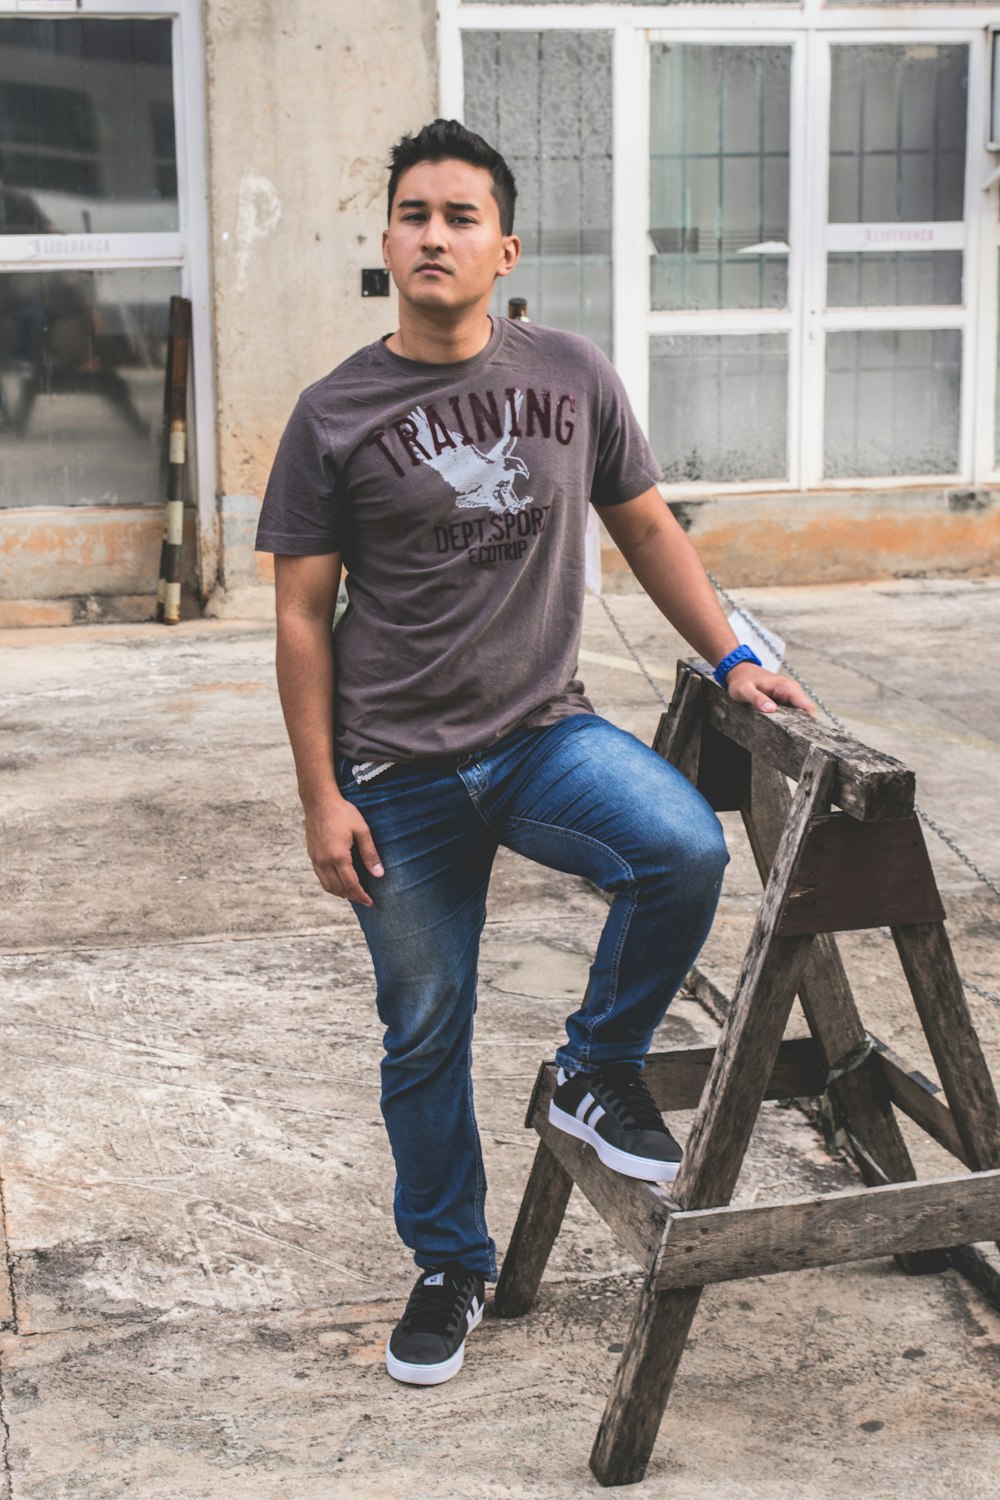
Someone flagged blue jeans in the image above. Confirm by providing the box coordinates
[337,713,728,1280]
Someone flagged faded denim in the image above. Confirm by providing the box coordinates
[337,713,728,1279]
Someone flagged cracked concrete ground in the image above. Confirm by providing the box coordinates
[1,577,1000,1498]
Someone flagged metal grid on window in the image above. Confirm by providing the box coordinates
[824,328,962,478]
[650,332,788,483]
[828,44,967,225]
[827,251,962,307]
[463,29,613,354]
[649,44,791,312]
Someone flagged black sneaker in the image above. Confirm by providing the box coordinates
[548,1064,683,1182]
[386,1266,485,1386]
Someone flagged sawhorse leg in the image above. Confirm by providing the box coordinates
[589,751,832,1485]
[590,1279,703,1487]
[746,761,946,1272]
[495,1138,573,1318]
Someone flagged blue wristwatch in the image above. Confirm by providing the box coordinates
[713,644,762,686]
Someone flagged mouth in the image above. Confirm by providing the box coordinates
[415,263,451,276]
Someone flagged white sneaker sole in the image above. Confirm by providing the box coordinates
[385,1301,484,1386]
[548,1101,681,1182]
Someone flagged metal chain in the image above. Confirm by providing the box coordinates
[910,805,1000,902]
[598,578,1000,1010]
[598,593,672,709]
[963,977,1000,1008]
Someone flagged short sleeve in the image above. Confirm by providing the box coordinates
[590,351,663,508]
[255,396,347,555]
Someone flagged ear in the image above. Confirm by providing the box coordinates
[381,227,390,268]
[495,234,521,280]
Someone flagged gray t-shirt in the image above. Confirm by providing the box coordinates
[255,318,662,763]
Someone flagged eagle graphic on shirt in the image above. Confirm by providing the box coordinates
[409,389,534,516]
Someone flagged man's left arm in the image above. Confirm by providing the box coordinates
[598,487,814,716]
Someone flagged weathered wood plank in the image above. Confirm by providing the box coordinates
[948,1244,1000,1313]
[677,659,915,821]
[528,1068,674,1270]
[655,1170,1000,1288]
[743,760,944,1274]
[494,1139,574,1319]
[652,664,703,783]
[642,1037,826,1111]
[590,1274,703,1488]
[872,1042,968,1166]
[694,721,752,814]
[674,748,835,1211]
[777,813,945,935]
[892,922,1000,1174]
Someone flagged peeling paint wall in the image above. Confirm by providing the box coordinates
[204,0,438,537]
[625,489,1000,588]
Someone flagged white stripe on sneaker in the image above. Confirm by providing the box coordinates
[575,1093,595,1123]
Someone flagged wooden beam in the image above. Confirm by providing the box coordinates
[674,660,915,821]
[892,922,1000,1174]
[872,1043,969,1166]
[590,1276,703,1488]
[494,1139,574,1319]
[643,1037,826,1112]
[652,664,703,784]
[528,1068,675,1270]
[777,814,945,935]
[655,1170,1000,1288]
[948,1244,1000,1313]
[743,759,943,1274]
[673,749,834,1211]
[695,721,752,814]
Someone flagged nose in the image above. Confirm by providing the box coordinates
[421,213,448,253]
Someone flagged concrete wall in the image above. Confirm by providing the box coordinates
[202,0,438,615]
[637,488,1000,590]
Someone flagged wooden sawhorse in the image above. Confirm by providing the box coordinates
[494,659,1000,1487]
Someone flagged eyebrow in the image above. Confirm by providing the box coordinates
[396,198,481,213]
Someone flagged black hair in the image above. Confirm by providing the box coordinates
[387,119,516,236]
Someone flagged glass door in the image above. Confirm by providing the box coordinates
[646,37,800,491]
[646,27,981,497]
[804,36,972,488]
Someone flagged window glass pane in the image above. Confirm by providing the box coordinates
[828,46,967,224]
[650,333,787,482]
[463,30,612,355]
[827,251,962,306]
[0,266,181,506]
[650,45,790,312]
[0,19,177,236]
[824,329,961,478]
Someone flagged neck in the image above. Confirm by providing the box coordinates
[386,304,494,365]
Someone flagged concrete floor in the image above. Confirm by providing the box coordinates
[2,577,1000,1498]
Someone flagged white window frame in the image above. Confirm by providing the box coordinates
[444,0,1000,495]
[0,0,217,594]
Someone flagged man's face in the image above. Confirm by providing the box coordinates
[382,158,519,316]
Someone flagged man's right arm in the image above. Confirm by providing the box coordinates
[274,553,384,907]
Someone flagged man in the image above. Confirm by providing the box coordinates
[256,119,812,1390]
